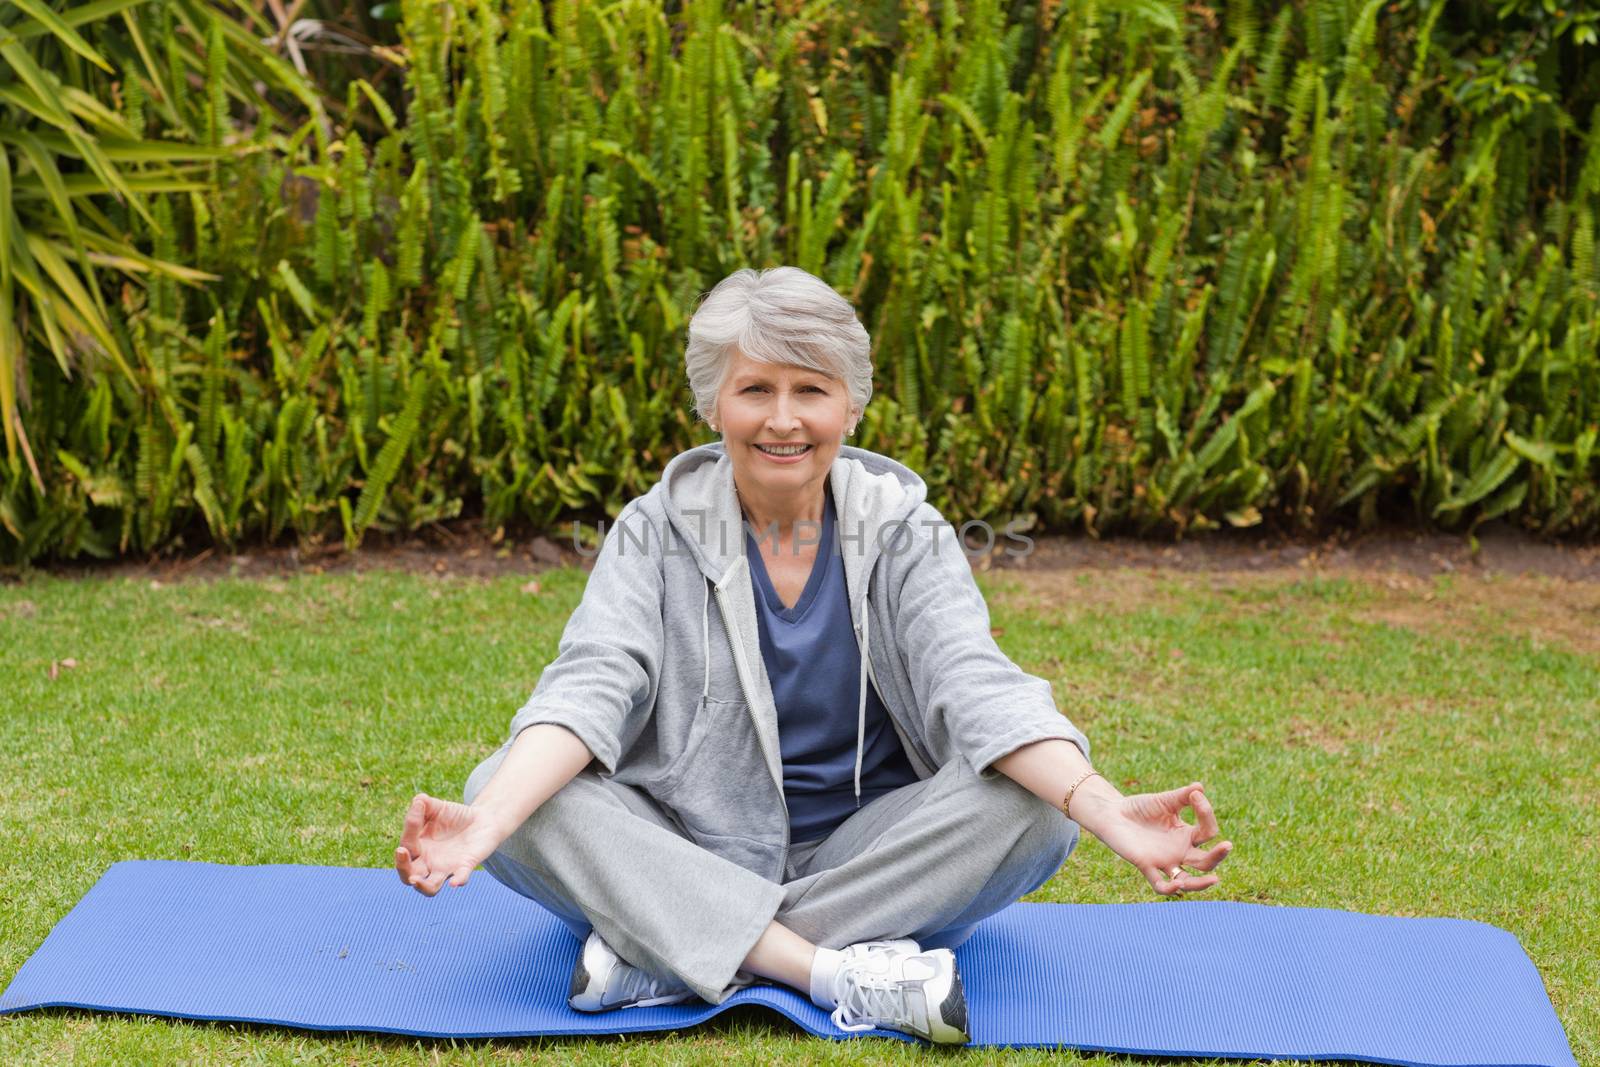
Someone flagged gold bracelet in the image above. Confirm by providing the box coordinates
[1062,770,1104,820]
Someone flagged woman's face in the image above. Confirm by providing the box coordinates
[713,348,856,509]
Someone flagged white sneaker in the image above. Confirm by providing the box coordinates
[840,937,921,959]
[827,941,969,1044]
[567,930,698,1011]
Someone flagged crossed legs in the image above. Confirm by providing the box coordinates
[464,748,1078,1004]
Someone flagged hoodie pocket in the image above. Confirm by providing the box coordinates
[645,694,779,844]
[646,695,746,796]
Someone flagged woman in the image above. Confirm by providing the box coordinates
[395,266,1232,1045]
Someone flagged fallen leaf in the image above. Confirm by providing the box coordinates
[521,580,541,596]
[60,657,78,669]
[48,660,59,680]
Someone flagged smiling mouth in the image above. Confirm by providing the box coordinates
[754,443,813,456]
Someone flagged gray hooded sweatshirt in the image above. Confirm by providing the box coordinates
[504,443,1092,883]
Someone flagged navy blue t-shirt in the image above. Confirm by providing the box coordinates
[745,487,918,844]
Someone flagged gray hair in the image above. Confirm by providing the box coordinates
[684,266,873,426]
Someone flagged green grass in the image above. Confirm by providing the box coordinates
[2,567,1595,1065]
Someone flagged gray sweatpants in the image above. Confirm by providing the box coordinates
[463,750,1079,1004]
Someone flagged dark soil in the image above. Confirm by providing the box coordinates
[14,518,1598,584]
[988,519,1600,581]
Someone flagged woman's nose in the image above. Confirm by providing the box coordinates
[767,395,801,432]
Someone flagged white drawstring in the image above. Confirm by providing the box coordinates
[707,558,869,806]
[854,606,868,807]
[701,578,711,700]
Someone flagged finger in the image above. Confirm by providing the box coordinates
[1143,865,1184,897]
[1184,839,1234,872]
[1147,861,1221,896]
[400,794,429,853]
[394,846,413,885]
[1188,788,1221,845]
[421,868,450,895]
[1183,840,1232,870]
[1163,863,1193,895]
[408,864,439,897]
[1161,782,1200,812]
[406,854,432,890]
[449,865,473,888]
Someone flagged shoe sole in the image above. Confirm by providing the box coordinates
[621,990,699,1009]
[925,950,970,1044]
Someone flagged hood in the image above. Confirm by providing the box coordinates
[652,441,930,810]
[657,441,929,621]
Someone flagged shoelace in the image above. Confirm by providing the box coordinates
[829,953,915,1034]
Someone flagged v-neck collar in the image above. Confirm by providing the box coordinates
[745,489,834,622]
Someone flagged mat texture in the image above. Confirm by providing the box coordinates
[0,861,1576,1064]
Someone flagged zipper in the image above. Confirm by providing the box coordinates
[845,500,935,780]
[711,569,791,874]
[853,596,936,780]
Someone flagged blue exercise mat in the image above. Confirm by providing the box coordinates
[0,861,1576,1064]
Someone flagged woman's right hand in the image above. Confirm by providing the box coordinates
[395,792,506,896]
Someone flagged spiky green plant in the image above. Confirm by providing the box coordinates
[2,0,1598,567]
[0,0,326,513]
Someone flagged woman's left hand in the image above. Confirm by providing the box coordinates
[1088,781,1232,896]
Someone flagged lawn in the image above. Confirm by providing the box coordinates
[1,562,1595,1065]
